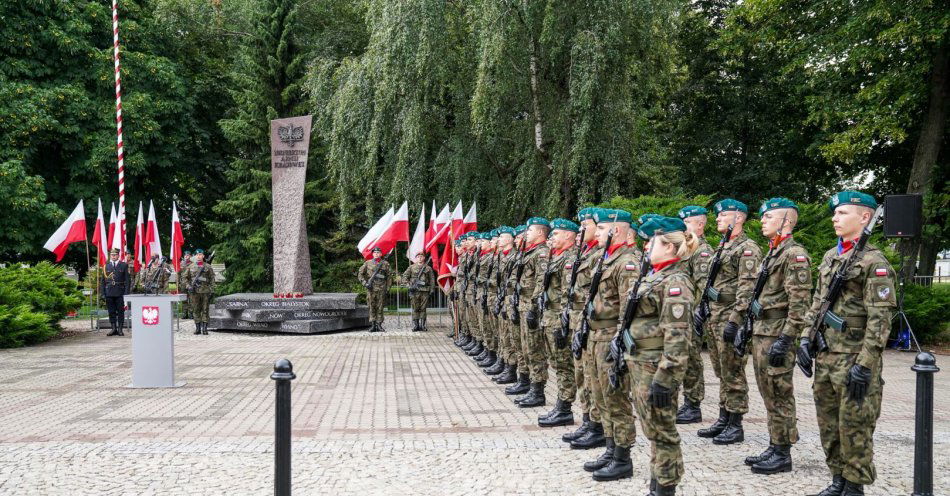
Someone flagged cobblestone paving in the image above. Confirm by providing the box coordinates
[0,319,947,495]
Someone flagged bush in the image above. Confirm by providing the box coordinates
[901,283,950,344]
[0,262,83,348]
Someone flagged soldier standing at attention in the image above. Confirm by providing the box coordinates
[741,198,812,475]
[455,236,472,345]
[537,218,580,427]
[799,192,895,496]
[137,255,170,293]
[676,206,712,424]
[101,248,131,336]
[402,252,435,332]
[182,249,216,335]
[697,199,761,445]
[475,232,499,369]
[623,216,697,496]
[358,246,391,333]
[499,226,528,387]
[512,218,551,408]
[486,226,516,377]
[179,250,193,318]
[584,209,640,482]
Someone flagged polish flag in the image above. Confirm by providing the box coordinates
[145,200,163,260]
[373,201,410,256]
[437,237,457,290]
[407,204,426,261]
[43,200,86,262]
[450,201,464,240]
[170,202,184,272]
[91,199,109,266]
[133,202,145,272]
[357,206,394,259]
[425,200,437,245]
[424,203,452,250]
[462,202,477,233]
[108,203,118,252]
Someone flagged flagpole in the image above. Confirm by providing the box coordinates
[394,242,400,329]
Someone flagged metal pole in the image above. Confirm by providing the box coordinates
[271,359,295,496]
[912,352,938,496]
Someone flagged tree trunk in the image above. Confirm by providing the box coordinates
[900,36,948,278]
[528,34,552,171]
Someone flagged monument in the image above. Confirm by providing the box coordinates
[209,116,369,334]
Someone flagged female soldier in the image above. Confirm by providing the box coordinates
[622,217,697,496]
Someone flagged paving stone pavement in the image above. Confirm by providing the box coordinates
[0,319,947,495]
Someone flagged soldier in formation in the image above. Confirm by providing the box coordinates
[402,251,435,332]
[181,249,215,335]
[358,246,391,332]
[136,254,170,294]
[179,250,193,318]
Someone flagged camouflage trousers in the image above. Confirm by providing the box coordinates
[706,311,749,414]
[543,326,576,402]
[628,359,683,487]
[191,293,211,323]
[466,298,480,339]
[182,294,193,319]
[590,336,636,447]
[366,289,386,324]
[570,311,589,413]
[682,330,705,404]
[520,315,548,383]
[495,309,510,360]
[814,352,883,485]
[478,307,496,350]
[752,333,799,445]
[582,345,600,422]
[408,293,429,320]
[507,308,525,371]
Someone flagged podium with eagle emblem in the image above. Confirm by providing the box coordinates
[127,293,187,388]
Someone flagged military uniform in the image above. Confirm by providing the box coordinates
[402,260,435,331]
[804,192,895,494]
[500,229,529,387]
[181,253,216,335]
[513,220,551,407]
[357,252,391,331]
[564,235,603,447]
[100,252,132,336]
[474,242,498,367]
[680,236,712,416]
[179,254,193,318]
[137,260,170,293]
[487,242,515,378]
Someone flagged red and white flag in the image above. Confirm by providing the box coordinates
[43,200,86,262]
[425,200,437,246]
[437,237,457,290]
[145,200,162,260]
[407,204,426,261]
[462,201,477,233]
[357,206,394,259]
[450,201,464,240]
[170,202,184,272]
[108,203,118,252]
[92,199,109,266]
[133,202,145,272]
[373,201,410,256]
[424,203,452,251]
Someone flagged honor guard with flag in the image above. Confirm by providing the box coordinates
[358,246,392,332]
[101,248,132,336]
[181,249,215,335]
[401,252,435,332]
[675,206,713,424]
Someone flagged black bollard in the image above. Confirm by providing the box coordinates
[912,352,938,496]
[271,359,296,496]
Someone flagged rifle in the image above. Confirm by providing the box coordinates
[144,257,168,295]
[557,227,586,347]
[733,212,788,358]
[187,251,216,293]
[535,251,557,315]
[509,237,528,323]
[362,252,392,291]
[480,251,494,314]
[610,243,652,388]
[493,249,509,316]
[798,207,884,378]
[693,220,735,337]
[407,255,431,297]
[571,228,614,360]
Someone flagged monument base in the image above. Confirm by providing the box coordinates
[208,293,369,335]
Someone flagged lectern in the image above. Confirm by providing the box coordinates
[125,293,187,388]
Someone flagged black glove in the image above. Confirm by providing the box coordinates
[571,326,588,359]
[796,337,814,375]
[363,282,372,291]
[648,381,672,408]
[722,321,739,343]
[692,308,706,337]
[525,308,539,330]
[554,328,567,349]
[560,310,571,334]
[606,333,625,363]
[768,334,793,367]
[846,364,871,403]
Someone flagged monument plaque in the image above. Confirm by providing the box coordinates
[271,115,313,295]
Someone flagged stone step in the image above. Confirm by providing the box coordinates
[213,292,358,311]
[208,316,369,334]
[212,307,368,323]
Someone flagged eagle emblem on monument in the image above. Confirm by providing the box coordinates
[277,124,305,147]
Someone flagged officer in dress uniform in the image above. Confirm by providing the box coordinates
[101,248,131,336]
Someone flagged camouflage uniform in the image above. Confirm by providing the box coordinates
[468,252,484,342]
[540,247,575,401]
[477,251,497,350]
[588,244,639,448]
[137,263,170,293]
[518,241,551,383]
[494,249,515,362]
[624,260,694,488]
[751,236,812,446]
[401,261,435,321]
[179,258,193,318]
[456,251,471,336]
[567,244,600,421]
[706,232,761,415]
[682,238,712,405]
[181,261,215,323]
[358,257,391,325]
[506,248,526,372]
[806,242,895,485]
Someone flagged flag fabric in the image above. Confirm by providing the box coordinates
[437,236,456,290]
[170,202,184,272]
[92,199,109,266]
[450,201,464,240]
[357,206,394,259]
[407,204,426,261]
[43,200,86,262]
[373,201,410,256]
[425,200,437,246]
[145,200,162,260]
[425,203,452,250]
[462,201,477,233]
[133,202,144,272]
[108,203,118,252]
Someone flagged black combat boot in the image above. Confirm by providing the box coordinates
[697,407,728,438]
[570,421,607,449]
[368,322,378,333]
[108,318,120,336]
[675,398,702,424]
[810,474,846,496]
[655,483,676,495]
[193,322,201,335]
[474,347,490,362]
[583,438,614,472]
[752,444,792,474]
[410,319,419,332]
[648,477,658,496]
[562,413,591,442]
[712,412,744,445]
[504,373,530,395]
[378,323,386,332]
[485,358,506,376]
[202,322,209,335]
[538,400,560,422]
[476,350,496,367]
[592,444,632,481]
[744,444,775,466]
[467,341,484,357]
[420,316,428,331]
[840,480,864,496]
[539,400,573,427]
[518,382,546,408]
[494,365,517,384]
[460,335,476,349]
[116,317,125,336]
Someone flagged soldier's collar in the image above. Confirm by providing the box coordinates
[651,258,679,273]
[769,233,792,250]
[524,240,546,252]
[605,242,625,258]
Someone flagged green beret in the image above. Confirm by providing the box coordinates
[677,206,708,219]
[759,197,799,216]
[526,217,550,228]
[637,213,661,225]
[594,209,632,224]
[489,228,499,238]
[481,232,493,240]
[497,226,515,236]
[183,250,192,256]
[576,207,596,222]
[514,225,527,235]
[829,190,877,212]
[550,218,580,232]
[638,216,687,239]
[714,198,748,214]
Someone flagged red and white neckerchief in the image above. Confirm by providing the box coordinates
[769,234,791,250]
[651,258,679,273]
[583,240,598,254]
[837,237,858,255]
[606,242,625,258]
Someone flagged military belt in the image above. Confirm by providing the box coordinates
[842,315,867,330]
[715,292,737,304]
[633,336,664,350]
[760,308,789,320]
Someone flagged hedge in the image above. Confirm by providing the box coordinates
[0,262,82,348]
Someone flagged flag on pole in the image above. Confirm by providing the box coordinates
[145,200,162,260]
[43,200,86,262]
[407,204,426,261]
[425,203,452,250]
[170,201,184,272]
[92,199,109,267]
[425,200,437,246]
[373,201,410,256]
[437,236,456,290]
[462,201,478,233]
[108,203,118,252]
[357,206,394,259]
[450,201,464,240]
[133,202,144,272]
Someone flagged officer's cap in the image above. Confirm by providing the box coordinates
[714,199,748,214]
[371,247,381,253]
[759,197,799,216]
[677,206,708,219]
[828,190,877,213]
[109,248,119,255]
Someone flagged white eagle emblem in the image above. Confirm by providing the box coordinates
[142,306,160,326]
[277,125,305,147]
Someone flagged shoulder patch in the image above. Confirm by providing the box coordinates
[669,287,681,296]
[625,264,638,271]
[875,268,888,277]
[878,286,890,300]
[795,255,807,263]
[700,251,710,257]
[671,303,685,319]
[742,250,753,256]
[565,263,573,270]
